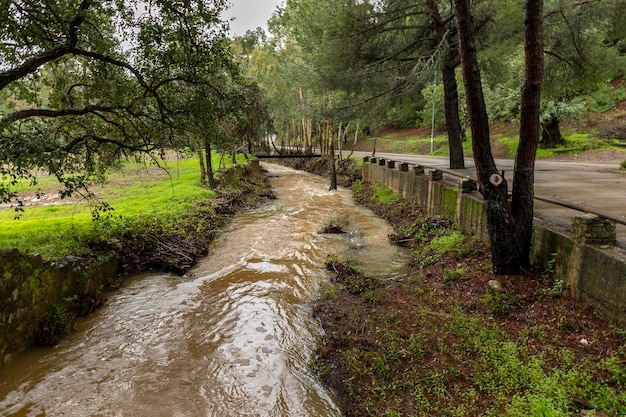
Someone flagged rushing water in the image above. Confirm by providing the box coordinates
[0,163,407,417]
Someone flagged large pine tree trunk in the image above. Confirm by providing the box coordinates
[455,0,519,274]
[429,0,465,170]
[512,0,544,269]
[455,0,544,274]
[442,54,465,169]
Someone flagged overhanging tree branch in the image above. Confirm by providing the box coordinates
[0,0,93,90]
[0,105,116,128]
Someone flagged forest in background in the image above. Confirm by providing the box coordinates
[235,0,625,158]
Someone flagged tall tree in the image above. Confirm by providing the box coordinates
[283,0,469,168]
[476,0,625,147]
[0,0,239,204]
[428,0,465,168]
[455,0,544,274]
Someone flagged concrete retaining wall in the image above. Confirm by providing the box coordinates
[363,158,626,326]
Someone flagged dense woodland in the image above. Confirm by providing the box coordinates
[243,0,625,153]
[1,0,625,272]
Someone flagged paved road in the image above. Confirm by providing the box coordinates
[351,151,626,249]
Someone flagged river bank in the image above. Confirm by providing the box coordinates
[273,156,626,415]
[316,181,626,416]
[0,162,275,365]
[0,162,406,416]
[271,156,362,188]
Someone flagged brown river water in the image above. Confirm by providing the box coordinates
[0,163,407,417]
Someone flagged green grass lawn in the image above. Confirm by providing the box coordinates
[0,154,241,259]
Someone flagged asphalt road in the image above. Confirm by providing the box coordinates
[350,151,626,249]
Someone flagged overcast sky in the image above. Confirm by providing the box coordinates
[224,0,284,36]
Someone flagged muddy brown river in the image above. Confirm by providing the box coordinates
[0,163,407,416]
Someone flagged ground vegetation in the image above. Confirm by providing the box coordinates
[314,180,626,416]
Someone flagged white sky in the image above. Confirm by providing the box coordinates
[224,0,284,36]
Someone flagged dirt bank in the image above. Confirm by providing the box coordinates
[313,181,626,416]
[110,167,275,275]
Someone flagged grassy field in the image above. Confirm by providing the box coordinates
[0,153,244,259]
[354,111,626,161]
[362,129,626,160]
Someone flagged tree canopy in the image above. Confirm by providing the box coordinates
[0,0,265,204]
[241,0,624,155]
[236,0,624,273]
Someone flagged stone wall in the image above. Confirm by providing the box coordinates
[0,249,119,366]
[363,158,626,326]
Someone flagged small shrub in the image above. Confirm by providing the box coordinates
[371,184,401,204]
[427,231,465,255]
[320,214,350,234]
[482,291,516,316]
[443,266,468,283]
[35,303,72,346]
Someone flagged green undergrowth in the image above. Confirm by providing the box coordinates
[315,181,626,416]
[498,132,620,158]
[0,153,246,259]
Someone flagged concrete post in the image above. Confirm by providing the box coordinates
[429,169,443,181]
[458,178,477,193]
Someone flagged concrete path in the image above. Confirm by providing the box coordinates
[351,151,626,249]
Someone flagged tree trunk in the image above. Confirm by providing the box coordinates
[429,0,465,169]
[198,149,206,185]
[512,0,544,269]
[347,121,360,159]
[204,141,216,190]
[540,115,563,148]
[442,54,465,169]
[329,140,337,191]
[455,0,518,274]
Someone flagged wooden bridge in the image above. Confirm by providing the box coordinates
[254,153,321,159]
